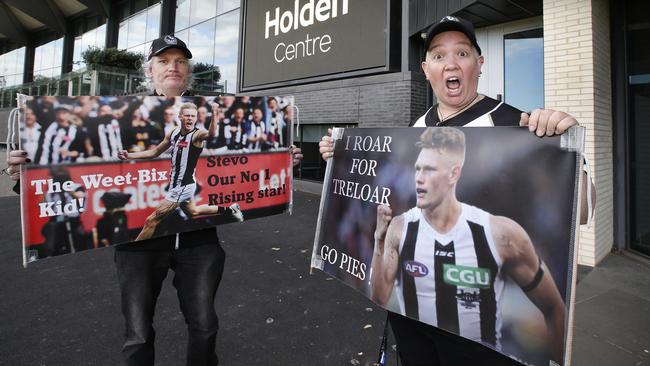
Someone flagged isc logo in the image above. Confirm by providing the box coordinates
[443,264,491,289]
[403,261,429,277]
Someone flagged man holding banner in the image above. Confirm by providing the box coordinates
[6,34,302,366]
[320,15,594,366]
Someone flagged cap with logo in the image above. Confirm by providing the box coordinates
[424,16,482,55]
[147,35,193,61]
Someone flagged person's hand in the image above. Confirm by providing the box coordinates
[210,102,220,115]
[290,145,303,167]
[4,150,29,181]
[520,109,578,136]
[374,204,393,244]
[59,149,77,158]
[318,128,334,160]
[117,150,129,160]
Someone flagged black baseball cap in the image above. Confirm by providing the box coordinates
[147,35,193,61]
[424,16,481,55]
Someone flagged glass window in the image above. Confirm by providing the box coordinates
[118,22,128,50]
[188,19,216,65]
[34,38,63,78]
[175,29,190,47]
[73,24,107,70]
[146,5,161,43]
[190,0,217,26]
[0,47,25,87]
[118,3,161,55]
[174,1,241,93]
[213,9,240,93]
[127,11,147,48]
[504,29,544,113]
[175,0,191,32]
[218,0,240,15]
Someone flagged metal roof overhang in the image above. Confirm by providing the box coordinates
[0,0,108,54]
[410,0,542,37]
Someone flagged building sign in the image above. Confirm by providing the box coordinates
[240,0,392,91]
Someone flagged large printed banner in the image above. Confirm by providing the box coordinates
[19,95,294,265]
[311,126,584,366]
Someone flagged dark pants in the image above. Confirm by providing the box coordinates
[388,312,521,366]
[115,243,225,366]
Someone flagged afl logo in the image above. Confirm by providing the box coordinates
[403,261,429,277]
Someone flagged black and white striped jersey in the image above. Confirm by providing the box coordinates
[246,121,266,150]
[411,96,522,127]
[169,127,202,189]
[396,203,505,349]
[34,122,87,165]
[97,119,123,159]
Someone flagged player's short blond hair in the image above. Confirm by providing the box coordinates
[416,127,466,166]
[179,102,198,114]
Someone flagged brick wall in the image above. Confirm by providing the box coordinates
[245,71,428,127]
[543,0,613,266]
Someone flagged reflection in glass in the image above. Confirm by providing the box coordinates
[146,4,161,43]
[188,19,216,65]
[214,10,240,93]
[128,12,147,49]
[73,24,107,70]
[504,29,544,113]
[96,23,106,48]
[118,22,128,50]
[34,38,64,78]
[73,38,82,70]
[175,0,190,31]
[0,47,25,86]
[218,0,240,15]
[174,29,190,48]
[191,0,217,26]
[117,4,162,57]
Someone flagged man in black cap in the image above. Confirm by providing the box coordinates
[145,34,194,96]
[5,34,301,366]
[114,35,301,366]
[320,15,594,366]
[112,35,225,366]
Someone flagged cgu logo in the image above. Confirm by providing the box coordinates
[176,140,189,148]
[403,261,429,277]
[443,264,491,289]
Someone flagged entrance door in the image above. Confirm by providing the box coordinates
[475,17,543,112]
[627,0,650,256]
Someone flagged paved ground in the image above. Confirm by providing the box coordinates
[0,192,648,366]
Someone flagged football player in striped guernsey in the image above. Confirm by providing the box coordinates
[370,127,565,363]
[118,101,243,241]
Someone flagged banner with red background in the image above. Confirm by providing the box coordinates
[18,95,294,265]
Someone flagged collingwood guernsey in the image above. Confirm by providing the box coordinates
[169,127,202,189]
[397,203,505,349]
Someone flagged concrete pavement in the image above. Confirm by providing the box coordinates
[0,191,648,365]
